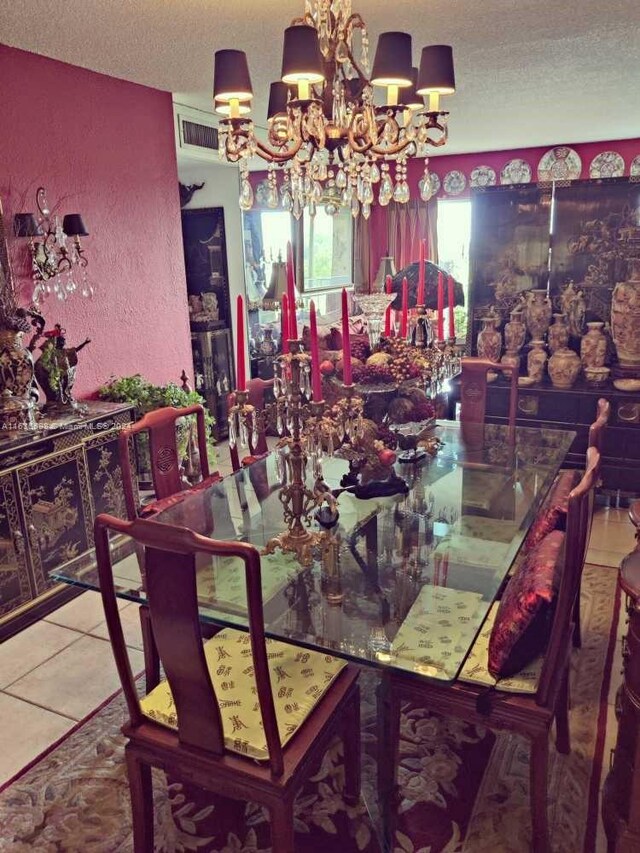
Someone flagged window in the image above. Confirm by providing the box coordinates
[302,206,352,292]
[437,198,472,340]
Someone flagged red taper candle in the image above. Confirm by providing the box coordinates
[281,293,289,354]
[286,241,298,340]
[437,272,445,341]
[341,288,352,385]
[447,275,456,339]
[235,294,246,391]
[309,300,322,401]
[417,239,426,306]
[400,276,408,339]
[384,274,392,337]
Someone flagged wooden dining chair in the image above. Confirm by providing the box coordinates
[229,377,274,472]
[378,448,600,853]
[94,513,360,853]
[119,404,218,521]
[460,357,518,447]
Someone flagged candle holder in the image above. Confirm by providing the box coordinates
[263,339,338,566]
[227,389,259,452]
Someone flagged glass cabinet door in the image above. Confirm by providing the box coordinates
[192,329,233,440]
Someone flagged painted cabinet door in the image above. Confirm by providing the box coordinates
[84,427,133,520]
[0,472,34,618]
[17,446,93,596]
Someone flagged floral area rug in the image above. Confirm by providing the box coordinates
[0,564,618,853]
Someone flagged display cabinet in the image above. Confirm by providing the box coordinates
[191,328,234,440]
[0,401,136,640]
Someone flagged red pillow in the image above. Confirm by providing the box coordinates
[523,469,579,552]
[488,530,565,678]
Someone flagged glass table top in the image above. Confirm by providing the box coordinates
[52,422,575,684]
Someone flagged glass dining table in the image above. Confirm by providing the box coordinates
[52,421,575,686]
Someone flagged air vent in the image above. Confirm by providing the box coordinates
[182,120,218,151]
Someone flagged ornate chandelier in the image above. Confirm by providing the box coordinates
[213,0,455,219]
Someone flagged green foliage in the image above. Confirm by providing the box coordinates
[98,374,216,469]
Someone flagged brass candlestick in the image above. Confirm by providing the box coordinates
[263,339,336,566]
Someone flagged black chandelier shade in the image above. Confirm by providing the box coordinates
[62,214,89,237]
[281,25,325,85]
[213,49,254,102]
[417,44,456,95]
[371,32,413,87]
[13,213,43,238]
[267,81,290,120]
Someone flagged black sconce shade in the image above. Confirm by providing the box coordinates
[281,25,324,85]
[403,67,424,110]
[213,49,254,102]
[267,81,290,120]
[13,213,43,238]
[371,32,413,87]
[62,214,89,237]
[417,45,456,95]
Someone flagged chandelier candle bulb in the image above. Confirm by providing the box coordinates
[309,300,322,402]
[281,293,290,354]
[437,273,444,341]
[447,275,455,339]
[236,294,246,391]
[286,241,298,340]
[417,239,426,305]
[401,277,409,339]
[341,288,353,386]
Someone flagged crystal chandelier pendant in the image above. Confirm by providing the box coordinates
[419,158,434,202]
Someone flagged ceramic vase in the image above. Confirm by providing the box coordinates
[527,339,547,383]
[504,310,526,355]
[548,346,581,389]
[477,317,502,362]
[548,313,569,354]
[500,351,520,378]
[0,330,37,429]
[524,289,552,340]
[580,321,607,369]
[611,258,640,368]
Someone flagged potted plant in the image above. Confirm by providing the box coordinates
[98,374,216,488]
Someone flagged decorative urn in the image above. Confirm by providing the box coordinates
[611,257,640,369]
[477,316,502,363]
[524,289,552,340]
[548,313,569,354]
[580,321,607,369]
[500,351,520,378]
[0,330,37,429]
[548,346,581,389]
[504,309,526,355]
[527,339,548,383]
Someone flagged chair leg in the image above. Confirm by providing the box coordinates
[572,588,582,648]
[555,668,571,755]
[377,675,402,845]
[269,799,296,853]
[139,605,160,692]
[125,747,154,852]
[342,685,361,805]
[529,733,551,853]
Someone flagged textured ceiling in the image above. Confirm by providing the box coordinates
[1,0,640,155]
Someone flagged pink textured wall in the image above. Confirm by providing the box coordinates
[0,44,192,397]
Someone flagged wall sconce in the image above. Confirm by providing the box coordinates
[14,187,93,304]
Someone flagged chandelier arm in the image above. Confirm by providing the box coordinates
[253,137,305,163]
[369,137,417,157]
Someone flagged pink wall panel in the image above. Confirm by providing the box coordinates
[0,44,192,397]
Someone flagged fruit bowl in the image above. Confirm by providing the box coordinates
[387,418,437,463]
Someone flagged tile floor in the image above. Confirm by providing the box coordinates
[0,464,635,853]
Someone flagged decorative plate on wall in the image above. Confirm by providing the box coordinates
[589,151,625,178]
[443,170,467,196]
[429,172,441,196]
[500,158,532,185]
[630,155,640,177]
[470,166,497,188]
[537,146,582,182]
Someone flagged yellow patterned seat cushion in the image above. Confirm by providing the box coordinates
[140,628,346,761]
[458,604,541,694]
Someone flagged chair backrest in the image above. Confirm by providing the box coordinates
[536,447,600,707]
[588,397,611,454]
[119,405,211,520]
[228,378,274,472]
[460,357,518,446]
[94,513,285,776]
